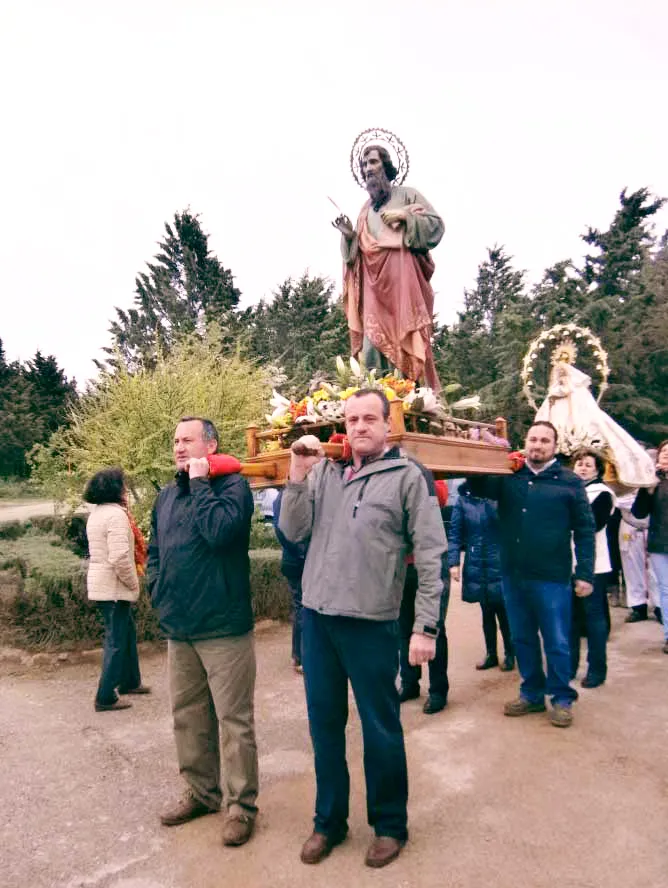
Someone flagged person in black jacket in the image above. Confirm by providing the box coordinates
[632,440,668,654]
[484,421,595,728]
[570,450,615,688]
[447,477,514,672]
[147,417,258,847]
[273,490,308,672]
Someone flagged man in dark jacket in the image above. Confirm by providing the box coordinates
[485,421,595,728]
[147,417,258,846]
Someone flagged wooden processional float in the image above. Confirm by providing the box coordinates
[236,399,512,489]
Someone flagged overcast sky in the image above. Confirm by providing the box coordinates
[1,0,667,386]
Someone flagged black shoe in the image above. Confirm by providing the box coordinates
[654,607,663,624]
[476,654,499,670]
[581,674,605,689]
[423,694,447,714]
[95,699,132,712]
[500,654,515,672]
[625,610,647,623]
[398,685,420,703]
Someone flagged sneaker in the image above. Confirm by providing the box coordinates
[550,704,573,728]
[503,697,546,717]
[625,610,647,623]
[398,685,420,703]
[94,699,132,712]
[222,812,255,846]
[422,694,447,714]
[160,791,217,827]
[476,654,499,670]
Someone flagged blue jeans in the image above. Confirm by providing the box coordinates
[649,553,668,641]
[96,601,141,705]
[570,574,609,682]
[287,577,303,664]
[502,576,577,707]
[301,607,408,842]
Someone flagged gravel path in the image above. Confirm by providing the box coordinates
[1,597,666,888]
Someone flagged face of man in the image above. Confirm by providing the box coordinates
[524,425,557,469]
[173,420,216,470]
[573,455,598,482]
[344,393,390,463]
[361,148,390,203]
[657,445,668,471]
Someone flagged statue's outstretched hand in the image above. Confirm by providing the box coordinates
[332,214,354,238]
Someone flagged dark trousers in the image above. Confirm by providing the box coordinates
[481,597,513,659]
[398,566,449,701]
[502,576,577,707]
[95,601,141,705]
[287,576,303,664]
[570,574,609,682]
[301,607,408,842]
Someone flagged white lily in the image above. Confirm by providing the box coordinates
[349,355,362,377]
[269,389,291,409]
[451,395,481,411]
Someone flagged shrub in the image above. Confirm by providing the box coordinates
[0,529,290,650]
[30,328,270,527]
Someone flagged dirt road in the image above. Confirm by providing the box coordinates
[0,500,59,523]
[1,598,666,888]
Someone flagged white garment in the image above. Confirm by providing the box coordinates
[586,481,614,574]
[617,490,658,607]
[535,362,656,488]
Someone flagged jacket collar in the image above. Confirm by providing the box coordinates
[338,445,406,483]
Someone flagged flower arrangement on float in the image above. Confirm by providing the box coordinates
[265,356,481,434]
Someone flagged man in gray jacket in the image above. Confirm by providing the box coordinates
[278,389,447,869]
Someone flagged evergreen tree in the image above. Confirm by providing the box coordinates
[241,273,349,395]
[105,211,241,370]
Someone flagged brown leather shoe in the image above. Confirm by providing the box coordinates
[365,835,405,868]
[118,684,152,695]
[300,830,347,864]
[160,792,217,827]
[222,812,255,846]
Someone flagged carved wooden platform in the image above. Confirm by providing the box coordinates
[241,400,511,488]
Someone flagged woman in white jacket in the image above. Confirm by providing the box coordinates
[84,468,149,712]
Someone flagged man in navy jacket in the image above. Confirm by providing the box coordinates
[147,417,258,846]
[485,421,595,728]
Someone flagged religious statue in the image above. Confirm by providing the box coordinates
[530,333,656,489]
[333,128,444,390]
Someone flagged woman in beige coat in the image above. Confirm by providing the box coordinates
[84,468,149,711]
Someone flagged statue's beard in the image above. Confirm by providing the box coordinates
[365,173,391,205]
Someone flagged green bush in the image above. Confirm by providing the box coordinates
[30,328,270,527]
[0,529,290,650]
[0,522,28,540]
[0,477,44,500]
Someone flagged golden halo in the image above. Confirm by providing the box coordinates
[350,127,409,189]
[521,323,609,411]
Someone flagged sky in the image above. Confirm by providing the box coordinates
[1,0,667,386]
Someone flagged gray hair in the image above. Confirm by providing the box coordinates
[178,416,220,452]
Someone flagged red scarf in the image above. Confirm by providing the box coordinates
[127,511,148,576]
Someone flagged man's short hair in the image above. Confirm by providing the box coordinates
[362,144,398,182]
[528,420,558,444]
[178,416,220,452]
[572,448,605,477]
[344,388,391,420]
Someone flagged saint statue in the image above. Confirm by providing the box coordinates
[333,129,444,390]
